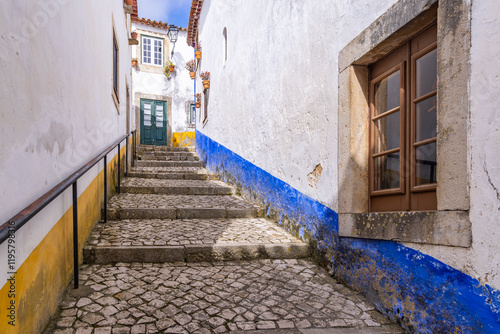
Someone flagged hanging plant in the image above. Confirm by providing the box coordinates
[195,42,202,60]
[185,59,197,79]
[168,60,175,72]
[195,93,201,108]
[164,60,175,78]
[200,71,210,89]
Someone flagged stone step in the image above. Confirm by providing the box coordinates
[131,166,208,174]
[134,160,204,168]
[127,171,214,180]
[136,145,195,152]
[138,154,199,161]
[83,218,310,264]
[106,194,263,220]
[120,178,234,195]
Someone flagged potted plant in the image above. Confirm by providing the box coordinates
[131,31,138,39]
[131,58,138,66]
[200,71,210,89]
[195,93,201,108]
[185,60,197,79]
[168,60,175,72]
[195,43,202,60]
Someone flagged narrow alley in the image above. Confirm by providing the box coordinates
[44,146,403,333]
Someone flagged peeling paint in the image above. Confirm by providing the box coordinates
[307,164,323,188]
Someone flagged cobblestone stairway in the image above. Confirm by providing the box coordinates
[45,145,403,334]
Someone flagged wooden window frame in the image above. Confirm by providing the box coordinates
[368,24,437,212]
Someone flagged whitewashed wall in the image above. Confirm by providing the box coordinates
[0,0,132,283]
[196,0,398,216]
[196,0,500,291]
[131,26,194,133]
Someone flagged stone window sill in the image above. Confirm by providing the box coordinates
[339,210,471,247]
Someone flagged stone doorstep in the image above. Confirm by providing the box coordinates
[126,172,215,180]
[135,145,195,152]
[120,185,234,195]
[138,155,200,161]
[83,242,311,264]
[134,160,204,167]
[106,207,264,220]
[135,151,198,156]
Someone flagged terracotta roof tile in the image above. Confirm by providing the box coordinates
[187,0,204,46]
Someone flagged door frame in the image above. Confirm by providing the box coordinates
[134,93,172,147]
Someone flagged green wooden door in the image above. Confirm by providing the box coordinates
[140,99,167,146]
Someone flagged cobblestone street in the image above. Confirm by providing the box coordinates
[44,146,403,333]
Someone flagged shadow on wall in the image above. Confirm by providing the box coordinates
[196,130,500,334]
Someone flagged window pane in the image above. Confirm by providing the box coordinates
[144,114,151,126]
[415,142,436,185]
[374,152,400,190]
[374,71,400,114]
[374,111,400,153]
[416,49,437,98]
[415,96,437,142]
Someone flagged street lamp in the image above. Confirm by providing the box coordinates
[168,25,179,57]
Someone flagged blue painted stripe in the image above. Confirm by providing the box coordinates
[195,130,500,333]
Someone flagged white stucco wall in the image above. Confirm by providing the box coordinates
[0,0,132,283]
[131,25,194,135]
[196,0,500,291]
[196,0,397,214]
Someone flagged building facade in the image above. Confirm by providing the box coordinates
[131,5,195,148]
[189,0,500,332]
[0,1,134,333]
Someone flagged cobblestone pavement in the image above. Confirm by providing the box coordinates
[45,260,402,334]
[108,194,259,210]
[121,179,231,190]
[45,147,404,333]
[88,219,302,247]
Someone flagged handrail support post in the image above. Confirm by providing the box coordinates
[103,155,107,223]
[72,182,79,289]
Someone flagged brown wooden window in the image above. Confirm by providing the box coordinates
[369,23,437,212]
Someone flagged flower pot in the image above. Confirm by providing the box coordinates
[195,51,202,60]
[131,31,138,39]
[132,60,138,66]
[202,80,210,89]
[125,0,133,5]
[190,71,196,79]
[195,102,201,108]
[169,65,175,72]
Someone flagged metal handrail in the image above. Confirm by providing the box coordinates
[0,130,138,288]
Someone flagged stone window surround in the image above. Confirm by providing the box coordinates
[134,29,169,75]
[186,101,196,128]
[134,92,173,147]
[337,0,471,247]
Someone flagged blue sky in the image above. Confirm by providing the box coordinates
[137,0,191,28]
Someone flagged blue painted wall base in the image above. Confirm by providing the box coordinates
[196,130,500,333]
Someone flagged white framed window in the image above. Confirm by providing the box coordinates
[142,35,164,66]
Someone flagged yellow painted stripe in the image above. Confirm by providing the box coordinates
[172,131,195,147]
[0,146,126,334]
